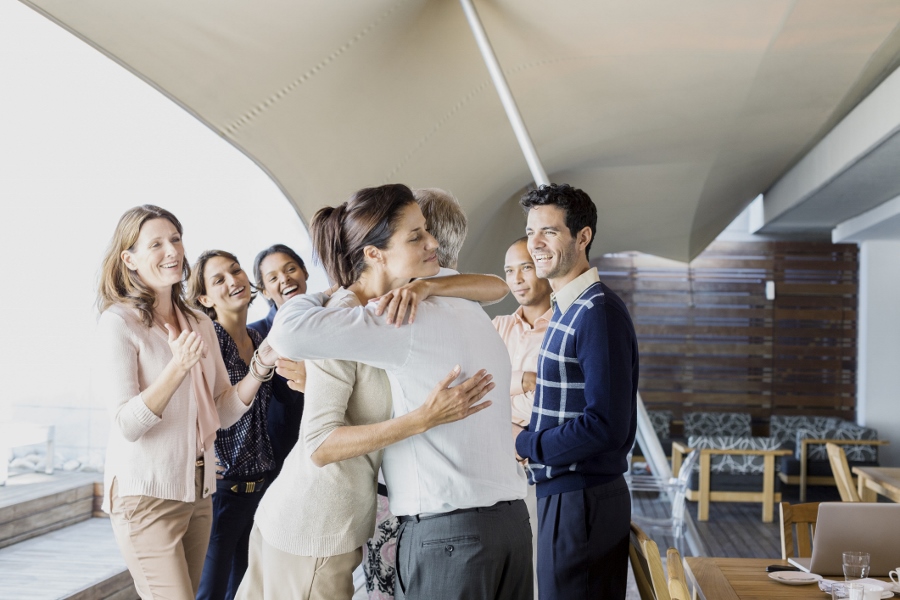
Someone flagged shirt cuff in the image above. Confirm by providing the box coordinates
[132,393,162,427]
[510,370,525,396]
[510,393,533,427]
[117,393,162,441]
[515,429,536,460]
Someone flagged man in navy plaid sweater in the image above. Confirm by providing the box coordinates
[513,184,638,600]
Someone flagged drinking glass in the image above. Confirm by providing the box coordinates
[843,551,871,581]
[832,582,865,600]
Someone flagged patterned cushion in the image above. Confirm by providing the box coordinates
[687,436,782,475]
[683,412,752,438]
[647,409,673,440]
[769,415,840,446]
[795,422,879,462]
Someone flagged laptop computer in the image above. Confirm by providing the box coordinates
[788,502,900,576]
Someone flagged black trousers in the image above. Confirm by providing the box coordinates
[196,480,266,600]
[536,476,631,600]
[395,499,533,600]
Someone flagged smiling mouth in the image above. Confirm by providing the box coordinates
[160,261,179,269]
[229,286,245,297]
[281,285,299,297]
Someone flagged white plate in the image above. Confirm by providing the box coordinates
[768,571,823,585]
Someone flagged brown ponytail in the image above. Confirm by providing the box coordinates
[311,184,417,288]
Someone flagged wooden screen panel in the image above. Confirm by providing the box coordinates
[593,240,858,424]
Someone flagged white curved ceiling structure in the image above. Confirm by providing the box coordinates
[20,0,900,268]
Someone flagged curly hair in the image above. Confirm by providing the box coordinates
[520,183,597,259]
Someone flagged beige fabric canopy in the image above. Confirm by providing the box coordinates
[22,0,900,269]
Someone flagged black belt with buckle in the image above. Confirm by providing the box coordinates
[220,477,268,494]
[397,500,514,523]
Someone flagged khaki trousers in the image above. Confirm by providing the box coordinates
[109,467,213,600]
[235,524,362,600]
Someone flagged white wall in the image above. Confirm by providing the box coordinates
[857,240,900,466]
[0,1,328,472]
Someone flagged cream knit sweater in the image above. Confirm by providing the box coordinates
[254,289,392,557]
[95,304,251,512]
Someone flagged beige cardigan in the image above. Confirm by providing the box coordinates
[95,303,250,512]
[254,288,392,557]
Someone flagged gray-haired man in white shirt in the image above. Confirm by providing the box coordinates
[268,189,531,600]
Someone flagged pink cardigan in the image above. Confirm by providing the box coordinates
[94,304,250,512]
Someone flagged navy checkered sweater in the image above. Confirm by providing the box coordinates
[515,281,639,498]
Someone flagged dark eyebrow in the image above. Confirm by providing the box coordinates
[207,261,238,280]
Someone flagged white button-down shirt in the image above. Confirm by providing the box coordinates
[268,290,527,516]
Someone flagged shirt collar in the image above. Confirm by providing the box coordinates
[551,267,600,315]
[512,305,553,330]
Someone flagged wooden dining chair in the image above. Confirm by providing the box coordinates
[642,536,673,600]
[666,547,692,600]
[826,442,861,502]
[779,501,820,559]
[630,522,661,600]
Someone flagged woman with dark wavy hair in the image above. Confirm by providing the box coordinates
[236,185,500,600]
[186,250,276,600]
[94,206,276,600]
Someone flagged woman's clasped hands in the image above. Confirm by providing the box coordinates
[164,323,208,371]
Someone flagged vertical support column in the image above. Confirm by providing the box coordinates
[857,240,900,467]
[459,0,549,187]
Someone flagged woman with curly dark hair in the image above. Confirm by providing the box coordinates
[187,249,277,600]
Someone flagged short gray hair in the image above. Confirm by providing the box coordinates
[414,188,468,269]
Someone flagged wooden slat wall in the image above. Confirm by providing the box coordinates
[593,240,858,426]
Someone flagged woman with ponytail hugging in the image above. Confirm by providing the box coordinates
[236,185,501,600]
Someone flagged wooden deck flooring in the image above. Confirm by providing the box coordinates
[633,482,843,559]
[0,469,846,599]
[0,518,131,600]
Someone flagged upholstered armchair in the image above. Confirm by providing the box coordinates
[634,409,674,460]
[682,411,752,438]
[770,415,887,501]
[672,411,790,523]
[672,435,789,522]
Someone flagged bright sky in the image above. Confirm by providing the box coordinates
[0,2,328,422]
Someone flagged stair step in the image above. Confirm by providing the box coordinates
[0,518,135,599]
[0,472,99,549]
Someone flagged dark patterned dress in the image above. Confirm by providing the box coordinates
[363,484,398,599]
[197,324,275,600]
